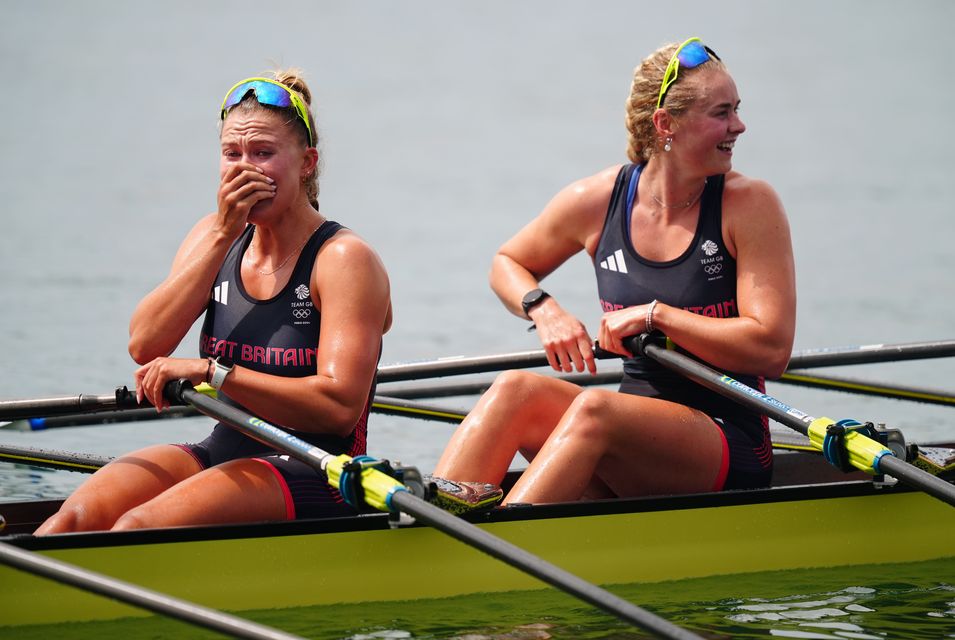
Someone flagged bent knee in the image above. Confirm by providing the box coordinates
[490,369,548,397]
[563,389,619,439]
[39,502,114,534]
[111,507,160,532]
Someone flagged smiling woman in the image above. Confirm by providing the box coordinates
[432,37,797,504]
[35,69,393,534]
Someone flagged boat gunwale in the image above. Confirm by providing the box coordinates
[1,475,927,552]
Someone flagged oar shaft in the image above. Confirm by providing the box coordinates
[378,371,623,399]
[0,542,305,640]
[0,391,134,421]
[376,349,551,383]
[177,385,333,473]
[1,406,200,431]
[640,339,813,436]
[372,396,467,423]
[389,491,702,640]
[1,396,462,431]
[878,455,955,500]
[776,372,955,407]
[376,338,955,385]
[787,339,955,369]
[0,444,111,472]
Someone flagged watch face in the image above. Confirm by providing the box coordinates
[522,288,548,314]
[217,356,235,369]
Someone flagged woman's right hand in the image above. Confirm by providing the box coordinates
[134,357,209,411]
[215,162,276,236]
[530,299,596,374]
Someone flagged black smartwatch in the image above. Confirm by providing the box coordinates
[521,288,550,318]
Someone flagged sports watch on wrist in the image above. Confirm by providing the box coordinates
[521,288,550,318]
[209,356,235,391]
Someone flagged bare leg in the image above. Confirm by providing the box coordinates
[110,458,288,530]
[432,370,583,484]
[34,444,202,535]
[504,388,725,504]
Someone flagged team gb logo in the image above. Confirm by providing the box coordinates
[701,240,719,256]
[295,284,310,300]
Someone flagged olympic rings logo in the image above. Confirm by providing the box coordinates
[292,308,311,319]
[704,264,722,275]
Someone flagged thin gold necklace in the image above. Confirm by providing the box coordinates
[650,179,707,210]
[247,229,317,276]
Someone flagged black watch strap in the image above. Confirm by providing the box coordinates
[521,288,550,318]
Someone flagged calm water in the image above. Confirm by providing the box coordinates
[1,1,954,636]
[7,559,955,639]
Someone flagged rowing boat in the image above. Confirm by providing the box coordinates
[2,440,953,629]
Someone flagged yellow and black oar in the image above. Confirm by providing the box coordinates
[0,444,111,472]
[776,371,955,407]
[626,334,955,507]
[163,378,703,640]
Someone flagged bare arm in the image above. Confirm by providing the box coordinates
[598,174,796,378]
[490,167,618,373]
[128,163,275,362]
[128,216,235,362]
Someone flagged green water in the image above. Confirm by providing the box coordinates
[8,558,954,639]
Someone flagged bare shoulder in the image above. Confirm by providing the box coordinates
[722,172,785,218]
[316,228,386,270]
[549,165,624,216]
[721,171,791,253]
[313,227,390,294]
[538,164,625,245]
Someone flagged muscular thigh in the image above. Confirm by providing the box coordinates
[499,371,585,458]
[58,444,202,523]
[589,392,725,497]
[115,458,288,529]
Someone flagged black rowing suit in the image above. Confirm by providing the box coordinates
[178,221,373,518]
[594,163,773,490]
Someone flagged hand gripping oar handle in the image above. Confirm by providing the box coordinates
[625,334,955,507]
[164,379,703,640]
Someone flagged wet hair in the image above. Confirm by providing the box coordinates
[624,41,726,163]
[224,68,321,209]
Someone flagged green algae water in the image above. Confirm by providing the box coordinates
[7,558,954,639]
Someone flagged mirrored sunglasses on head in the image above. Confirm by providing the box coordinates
[656,38,721,109]
[220,77,314,147]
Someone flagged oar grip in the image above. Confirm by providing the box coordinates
[162,378,194,405]
[597,332,668,361]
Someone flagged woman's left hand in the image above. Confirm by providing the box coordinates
[134,357,208,410]
[597,303,655,357]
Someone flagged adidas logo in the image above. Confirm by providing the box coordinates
[213,281,229,305]
[599,249,628,273]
